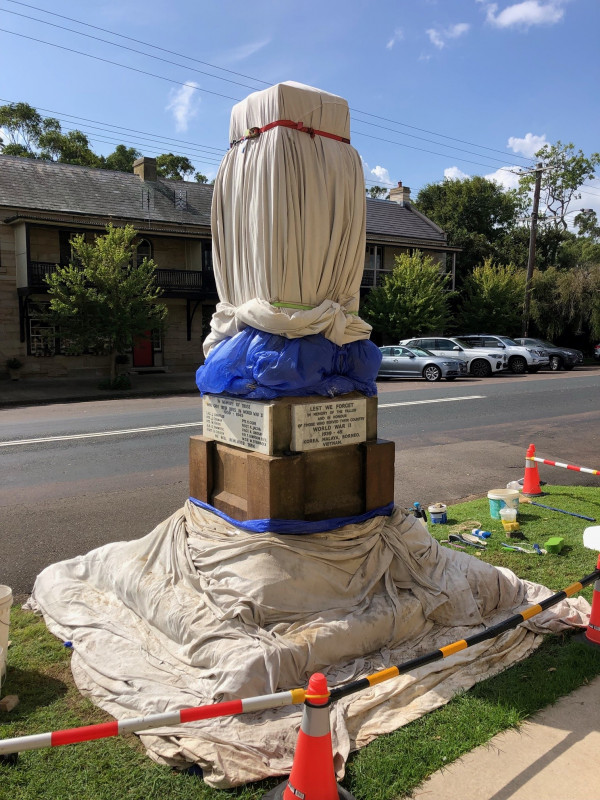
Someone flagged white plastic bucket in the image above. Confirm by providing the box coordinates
[428,503,447,524]
[488,489,519,520]
[0,585,12,679]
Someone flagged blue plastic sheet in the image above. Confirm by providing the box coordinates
[189,496,395,534]
[196,327,381,399]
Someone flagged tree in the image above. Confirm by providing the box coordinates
[44,225,167,385]
[102,144,141,173]
[195,172,209,183]
[367,185,389,199]
[518,142,600,229]
[38,127,101,167]
[361,251,451,341]
[458,259,526,335]
[156,153,196,180]
[0,102,43,154]
[414,176,522,284]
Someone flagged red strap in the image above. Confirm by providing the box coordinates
[231,119,350,148]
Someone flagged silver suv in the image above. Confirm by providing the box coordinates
[400,337,507,377]
[458,335,549,374]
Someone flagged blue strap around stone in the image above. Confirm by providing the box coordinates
[189,496,394,534]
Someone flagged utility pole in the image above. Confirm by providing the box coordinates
[522,162,543,337]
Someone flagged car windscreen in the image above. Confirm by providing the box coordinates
[453,338,471,348]
[408,347,433,357]
[500,337,517,346]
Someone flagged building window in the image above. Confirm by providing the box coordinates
[27,301,57,356]
[136,238,153,267]
[152,328,163,353]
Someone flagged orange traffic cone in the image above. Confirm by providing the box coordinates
[522,443,543,496]
[263,673,356,800]
[585,555,600,647]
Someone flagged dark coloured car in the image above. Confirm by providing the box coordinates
[377,345,467,382]
[513,338,584,371]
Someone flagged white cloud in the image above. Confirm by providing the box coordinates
[444,166,470,180]
[426,22,470,49]
[484,167,523,190]
[483,1,566,29]
[222,39,270,63]
[371,165,392,185]
[386,28,404,49]
[507,132,548,158]
[166,83,199,132]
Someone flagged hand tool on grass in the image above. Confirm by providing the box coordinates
[449,532,487,549]
[501,542,546,555]
[519,495,596,522]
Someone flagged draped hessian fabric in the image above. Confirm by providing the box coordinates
[204,81,373,354]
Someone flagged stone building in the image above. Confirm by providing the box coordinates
[0,157,456,378]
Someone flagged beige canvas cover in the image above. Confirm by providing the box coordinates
[27,503,590,788]
[205,82,372,354]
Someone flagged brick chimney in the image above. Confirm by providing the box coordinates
[389,181,411,206]
[133,157,157,182]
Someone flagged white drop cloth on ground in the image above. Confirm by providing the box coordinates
[27,503,590,788]
[205,82,372,354]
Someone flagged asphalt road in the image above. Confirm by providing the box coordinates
[1,368,599,596]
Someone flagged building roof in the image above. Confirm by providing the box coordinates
[365,197,446,243]
[0,155,213,228]
[0,155,449,247]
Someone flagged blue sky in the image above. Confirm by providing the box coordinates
[1,0,599,214]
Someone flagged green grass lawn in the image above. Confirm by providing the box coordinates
[1,486,600,800]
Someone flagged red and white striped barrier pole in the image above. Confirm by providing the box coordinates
[0,688,306,755]
[531,456,600,476]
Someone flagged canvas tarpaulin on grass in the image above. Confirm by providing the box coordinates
[27,502,590,788]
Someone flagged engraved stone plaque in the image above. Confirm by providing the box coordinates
[291,398,367,451]
[203,396,272,454]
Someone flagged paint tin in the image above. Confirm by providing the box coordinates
[428,503,447,524]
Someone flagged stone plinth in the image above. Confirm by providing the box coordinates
[190,392,395,522]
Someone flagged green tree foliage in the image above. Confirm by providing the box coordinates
[458,259,526,335]
[101,144,141,173]
[529,267,565,340]
[1,101,209,178]
[0,101,43,153]
[361,251,451,341]
[38,127,101,167]
[518,142,600,229]
[414,176,522,284]
[367,185,389,199]
[156,153,196,180]
[44,225,167,384]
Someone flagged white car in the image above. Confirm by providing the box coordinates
[400,336,507,378]
[458,334,549,374]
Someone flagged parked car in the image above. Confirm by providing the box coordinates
[377,345,467,382]
[457,334,549,374]
[594,343,600,361]
[513,338,583,371]
[400,336,507,378]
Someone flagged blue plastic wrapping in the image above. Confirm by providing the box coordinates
[189,496,394,534]
[196,327,381,399]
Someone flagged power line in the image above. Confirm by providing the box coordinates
[0,6,265,93]
[351,109,533,163]
[0,28,243,104]
[4,0,272,87]
[352,119,522,167]
[1,0,532,166]
[0,97,226,155]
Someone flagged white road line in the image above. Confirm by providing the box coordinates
[379,395,485,409]
[1,395,485,447]
[0,421,203,448]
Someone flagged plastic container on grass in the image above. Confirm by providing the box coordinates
[488,489,519,520]
[0,585,12,679]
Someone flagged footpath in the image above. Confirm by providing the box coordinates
[1,370,600,799]
[0,370,199,408]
